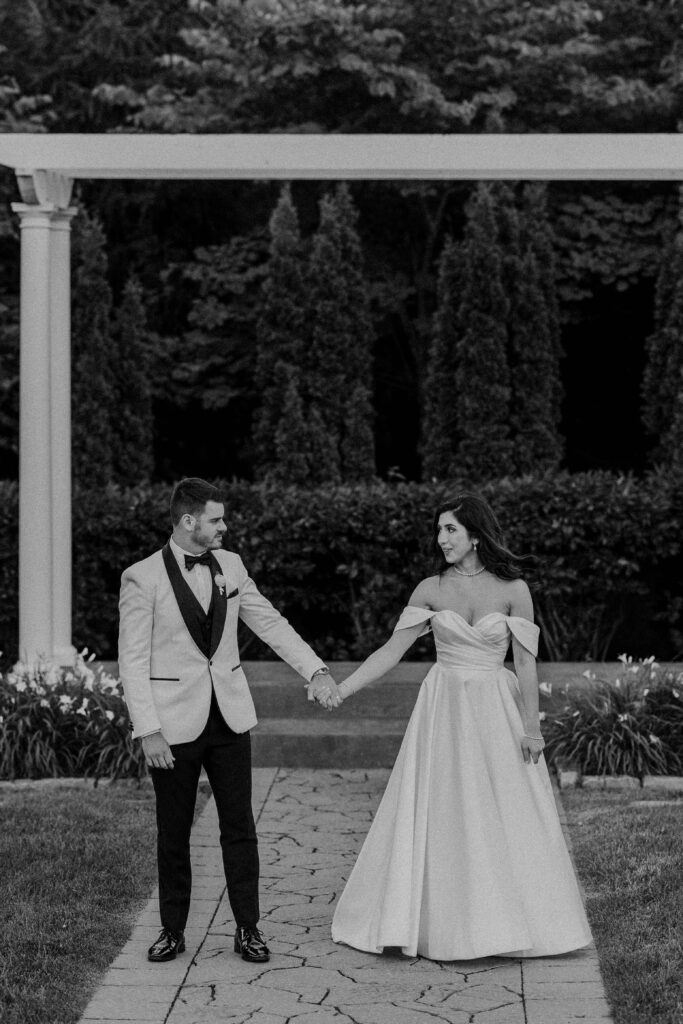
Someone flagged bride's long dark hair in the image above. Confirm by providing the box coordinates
[432,493,536,581]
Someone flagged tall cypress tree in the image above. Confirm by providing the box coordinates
[71,208,115,487]
[111,275,153,483]
[253,184,309,479]
[521,183,564,412]
[307,184,375,481]
[420,236,463,480]
[509,249,563,472]
[664,378,683,474]
[642,192,683,461]
[273,363,313,485]
[454,184,512,481]
[500,184,563,473]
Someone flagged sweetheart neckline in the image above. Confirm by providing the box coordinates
[432,609,507,631]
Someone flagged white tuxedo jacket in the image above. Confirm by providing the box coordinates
[118,545,326,743]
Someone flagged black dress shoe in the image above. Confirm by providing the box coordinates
[147,927,185,962]
[234,926,270,963]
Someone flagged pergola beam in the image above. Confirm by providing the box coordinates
[1,133,683,182]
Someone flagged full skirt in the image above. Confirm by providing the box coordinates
[331,664,592,960]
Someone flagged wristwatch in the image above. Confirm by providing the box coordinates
[306,667,330,687]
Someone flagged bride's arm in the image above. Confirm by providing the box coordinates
[338,581,433,700]
[510,581,544,764]
[337,622,425,699]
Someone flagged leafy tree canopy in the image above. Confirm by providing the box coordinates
[86,0,682,134]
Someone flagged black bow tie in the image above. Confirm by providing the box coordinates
[185,551,212,571]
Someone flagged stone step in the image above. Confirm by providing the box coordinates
[251,677,422,718]
[250,717,408,768]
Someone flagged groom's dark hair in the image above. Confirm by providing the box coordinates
[170,478,221,525]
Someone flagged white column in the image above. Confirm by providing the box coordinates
[11,204,54,663]
[49,210,77,665]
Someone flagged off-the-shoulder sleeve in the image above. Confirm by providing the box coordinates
[393,605,437,638]
[506,616,540,656]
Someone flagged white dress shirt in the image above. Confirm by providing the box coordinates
[170,537,213,614]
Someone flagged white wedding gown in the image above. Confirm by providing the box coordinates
[331,606,592,960]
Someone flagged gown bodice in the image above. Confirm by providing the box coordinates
[394,605,539,672]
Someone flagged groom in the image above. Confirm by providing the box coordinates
[118,477,340,964]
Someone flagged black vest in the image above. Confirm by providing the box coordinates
[161,543,226,660]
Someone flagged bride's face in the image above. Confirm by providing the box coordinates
[437,512,476,564]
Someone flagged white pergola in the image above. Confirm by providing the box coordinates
[1,132,683,664]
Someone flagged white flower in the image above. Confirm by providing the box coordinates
[582,669,595,680]
[539,682,552,696]
[105,710,115,721]
[214,573,227,596]
[539,711,547,721]
[617,713,628,722]
[649,733,661,745]
[15,681,27,693]
[673,690,680,699]
[39,699,49,708]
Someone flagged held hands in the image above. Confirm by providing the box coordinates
[142,731,175,770]
[521,733,545,765]
[307,672,343,710]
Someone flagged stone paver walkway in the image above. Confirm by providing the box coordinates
[79,769,613,1024]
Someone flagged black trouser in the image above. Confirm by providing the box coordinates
[150,693,259,934]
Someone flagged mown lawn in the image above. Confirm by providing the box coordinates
[0,780,207,1024]
[563,786,683,1024]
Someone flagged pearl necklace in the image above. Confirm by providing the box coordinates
[452,565,486,577]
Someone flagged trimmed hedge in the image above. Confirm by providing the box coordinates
[0,471,681,663]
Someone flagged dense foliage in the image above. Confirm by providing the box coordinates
[0,653,145,781]
[421,182,564,482]
[256,183,376,483]
[454,184,513,478]
[544,659,683,780]
[1,0,682,479]
[0,472,679,665]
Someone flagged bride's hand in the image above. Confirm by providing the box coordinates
[521,734,545,765]
[309,677,343,710]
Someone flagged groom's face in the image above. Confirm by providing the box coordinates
[190,500,227,551]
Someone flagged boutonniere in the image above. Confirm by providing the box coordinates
[214,574,227,597]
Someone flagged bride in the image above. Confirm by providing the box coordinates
[319,493,591,961]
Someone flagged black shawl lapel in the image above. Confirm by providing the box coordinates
[162,543,208,655]
[208,552,227,658]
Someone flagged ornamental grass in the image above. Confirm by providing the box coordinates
[543,657,683,782]
[0,653,145,781]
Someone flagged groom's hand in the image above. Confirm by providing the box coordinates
[142,731,175,770]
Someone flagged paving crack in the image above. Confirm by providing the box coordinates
[336,967,359,983]
[393,1001,461,1022]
